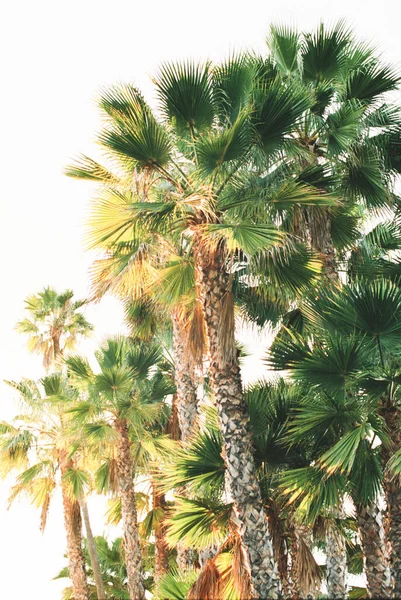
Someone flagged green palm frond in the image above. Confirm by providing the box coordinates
[65,154,122,183]
[98,83,171,169]
[158,569,198,600]
[344,62,400,103]
[155,61,214,135]
[267,24,301,75]
[301,21,351,83]
[325,102,365,155]
[203,223,283,255]
[195,110,252,176]
[62,468,90,499]
[253,79,312,155]
[212,54,254,123]
[280,466,346,523]
[162,429,225,494]
[166,496,231,549]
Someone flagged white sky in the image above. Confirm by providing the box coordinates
[1,0,401,597]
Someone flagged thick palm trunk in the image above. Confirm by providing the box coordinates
[381,404,401,597]
[171,310,198,441]
[356,502,391,599]
[195,243,280,599]
[115,418,145,600]
[325,523,348,600]
[80,498,106,600]
[60,469,89,600]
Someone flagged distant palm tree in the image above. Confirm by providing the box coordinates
[16,287,93,368]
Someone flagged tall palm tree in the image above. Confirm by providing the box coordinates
[15,287,105,597]
[16,288,93,368]
[66,51,339,595]
[66,337,175,600]
[1,375,90,600]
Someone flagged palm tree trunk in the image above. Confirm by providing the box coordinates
[60,472,89,600]
[356,502,391,599]
[80,497,106,600]
[195,243,280,600]
[307,208,338,280]
[325,523,348,600]
[381,403,401,597]
[115,418,145,600]
[171,310,198,441]
[171,311,199,571]
[152,481,169,585]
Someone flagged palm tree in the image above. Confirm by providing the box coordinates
[66,49,343,594]
[264,22,401,279]
[268,277,401,597]
[15,287,105,597]
[56,535,130,599]
[16,287,93,368]
[66,337,175,600]
[1,375,90,600]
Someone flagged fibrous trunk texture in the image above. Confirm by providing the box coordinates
[325,523,348,600]
[115,418,145,600]
[80,498,106,600]
[381,404,401,598]
[357,501,391,598]
[195,243,280,599]
[152,482,169,585]
[171,311,198,441]
[60,462,89,600]
[172,311,199,570]
[307,208,338,281]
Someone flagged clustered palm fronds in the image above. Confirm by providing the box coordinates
[2,20,401,600]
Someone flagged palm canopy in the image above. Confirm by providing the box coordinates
[16,287,93,367]
[0,374,88,530]
[266,277,401,515]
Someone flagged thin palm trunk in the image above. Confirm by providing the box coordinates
[381,403,401,597]
[171,310,198,440]
[115,418,145,600]
[60,462,89,600]
[152,481,169,585]
[80,497,106,600]
[195,243,280,599]
[325,523,348,600]
[171,311,198,571]
[356,502,391,599]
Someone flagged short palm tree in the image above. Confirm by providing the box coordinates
[66,337,175,600]
[1,375,90,600]
[56,535,130,599]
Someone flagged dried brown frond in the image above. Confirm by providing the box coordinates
[295,532,322,597]
[218,291,236,365]
[188,302,207,367]
[231,533,252,600]
[165,394,181,441]
[40,492,51,533]
[187,559,222,600]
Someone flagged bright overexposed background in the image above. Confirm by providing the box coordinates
[1,0,400,597]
